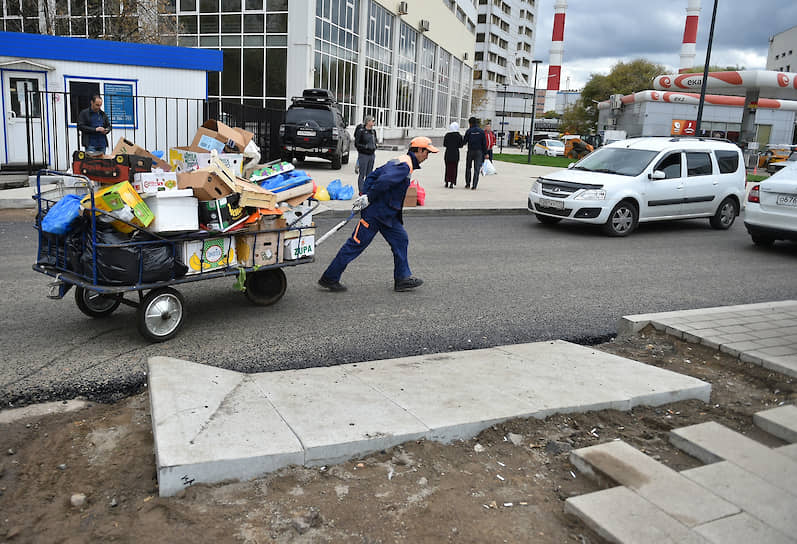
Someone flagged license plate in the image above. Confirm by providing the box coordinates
[776,194,797,207]
[539,197,564,209]
[297,130,316,137]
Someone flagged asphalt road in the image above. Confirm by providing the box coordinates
[1,211,796,407]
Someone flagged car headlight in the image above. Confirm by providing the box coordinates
[574,189,606,200]
[532,181,542,193]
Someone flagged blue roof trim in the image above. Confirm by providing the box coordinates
[0,31,222,72]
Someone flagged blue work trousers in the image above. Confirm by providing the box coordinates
[322,215,411,282]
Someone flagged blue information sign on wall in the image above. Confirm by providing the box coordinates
[104,83,135,126]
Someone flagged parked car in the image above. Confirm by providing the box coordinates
[279,88,351,170]
[766,151,797,175]
[527,137,746,237]
[534,139,566,156]
[744,161,797,246]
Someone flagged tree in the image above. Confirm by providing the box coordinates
[542,110,561,119]
[681,64,746,73]
[580,59,668,129]
[560,99,592,135]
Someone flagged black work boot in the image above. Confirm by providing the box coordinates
[394,276,424,292]
[318,276,347,292]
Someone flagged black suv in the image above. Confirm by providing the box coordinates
[279,89,352,170]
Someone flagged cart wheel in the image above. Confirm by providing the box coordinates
[245,269,287,306]
[137,287,184,343]
[75,286,122,318]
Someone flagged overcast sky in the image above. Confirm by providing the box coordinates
[533,0,797,90]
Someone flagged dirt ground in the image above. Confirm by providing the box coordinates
[1,328,795,544]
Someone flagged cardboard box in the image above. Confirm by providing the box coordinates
[177,168,235,201]
[235,232,279,267]
[112,137,172,172]
[168,147,244,175]
[142,189,198,233]
[281,202,314,228]
[191,120,254,153]
[282,228,315,262]
[181,237,236,275]
[232,178,277,209]
[403,186,418,207]
[81,181,154,234]
[132,170,179,194]
[198,193,248,232]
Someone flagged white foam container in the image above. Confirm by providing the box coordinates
[142,189,199,233]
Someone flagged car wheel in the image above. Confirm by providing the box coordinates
[751,234,775,247]
[330,153,342,169]
[295,153,306,163]
[709,197,738,230]
[342,151,350,165]
[602,200,638,237]
[535,213,562,225]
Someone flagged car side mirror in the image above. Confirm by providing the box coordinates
[649,170,666,180]
[567,163,575,169]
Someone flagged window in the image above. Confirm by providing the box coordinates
[686,152,713,176]
[474,51,483,61]
[476,32,485,42]
[715,150,739,174]
[477,14,486,23]
[655,153,682,179]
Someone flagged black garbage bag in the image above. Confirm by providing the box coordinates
[37,215,86,272]
[80,225,188,285]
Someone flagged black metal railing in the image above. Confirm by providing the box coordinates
[24,91,285,175]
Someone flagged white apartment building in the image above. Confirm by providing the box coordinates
[767,24,797,73]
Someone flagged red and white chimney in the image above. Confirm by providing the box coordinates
[544,0,567,112]
[679,0,701,73]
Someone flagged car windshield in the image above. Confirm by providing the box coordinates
[548,141,564,148]
[573,148,659,176]
[285,107,334,127]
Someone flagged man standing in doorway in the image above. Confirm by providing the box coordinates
[484,123,496,161]
[355,115,377,193]
[77,94,111,156]
[318,136,438,292]
[462,117,487,190]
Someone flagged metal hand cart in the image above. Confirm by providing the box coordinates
[32,170,316,342]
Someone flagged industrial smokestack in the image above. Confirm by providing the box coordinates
[544,0,567,112]
[679,0,701,73]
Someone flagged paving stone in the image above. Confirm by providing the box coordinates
[564,486,710,544]
[570,441,738,527]
[670,422,797,494]
[681,461,797,537]
[758,346,797,357]
[756,355,797,378]
[693,512,796,544]
[754,405,797,443]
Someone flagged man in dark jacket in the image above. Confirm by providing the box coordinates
[77,94,111,156]
[318,136,438,292]
[355,115,377,193]
[462,116,487,190]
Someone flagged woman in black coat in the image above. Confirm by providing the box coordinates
[442,122,463,188]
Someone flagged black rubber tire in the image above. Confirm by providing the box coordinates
[602,200,638,237]
[245,269,287,306]
[75,287,122,318]
[137,287,185,343]
[535,213,562,225]
[709,197,738,230]
[295,153,306,163]
[751,234,775,247]
[342,151,350,165]
[330,153,342,170]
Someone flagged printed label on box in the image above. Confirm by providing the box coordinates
[197,134,226,153]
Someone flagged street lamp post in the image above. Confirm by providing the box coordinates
[695,0,719,135]
[527,60,542,164]
[500,83,508,154]
[521,94,529,147]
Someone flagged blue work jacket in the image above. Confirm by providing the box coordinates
[362,152,421,225]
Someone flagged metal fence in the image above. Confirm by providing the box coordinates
[24,91,285,174]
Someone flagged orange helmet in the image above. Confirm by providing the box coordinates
[409,136,439,153]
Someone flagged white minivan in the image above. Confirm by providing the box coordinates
[527,137,746,236]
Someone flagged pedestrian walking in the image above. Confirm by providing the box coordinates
[484,123,496,161]
[354,115,377,193]
[462,117,487,190]
[318,136,438,293]
[443,122,463,189]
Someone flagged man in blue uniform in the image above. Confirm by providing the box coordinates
[318,136,438,292]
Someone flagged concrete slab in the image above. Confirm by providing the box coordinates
[252,366,429,466]
[778,443,797,462]
[148,342,711,496]
[570,441,739,527]
[754,405,797,443]
[669,422,797,494]
[693,512,796,544]
[564,486,710,544]
[682,461,797,538]
[148,357,304,497]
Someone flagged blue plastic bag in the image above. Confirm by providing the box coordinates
[327,179,342,200]
[42,194,83,236]
[260,170,312,192]
[337,184,354,200]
